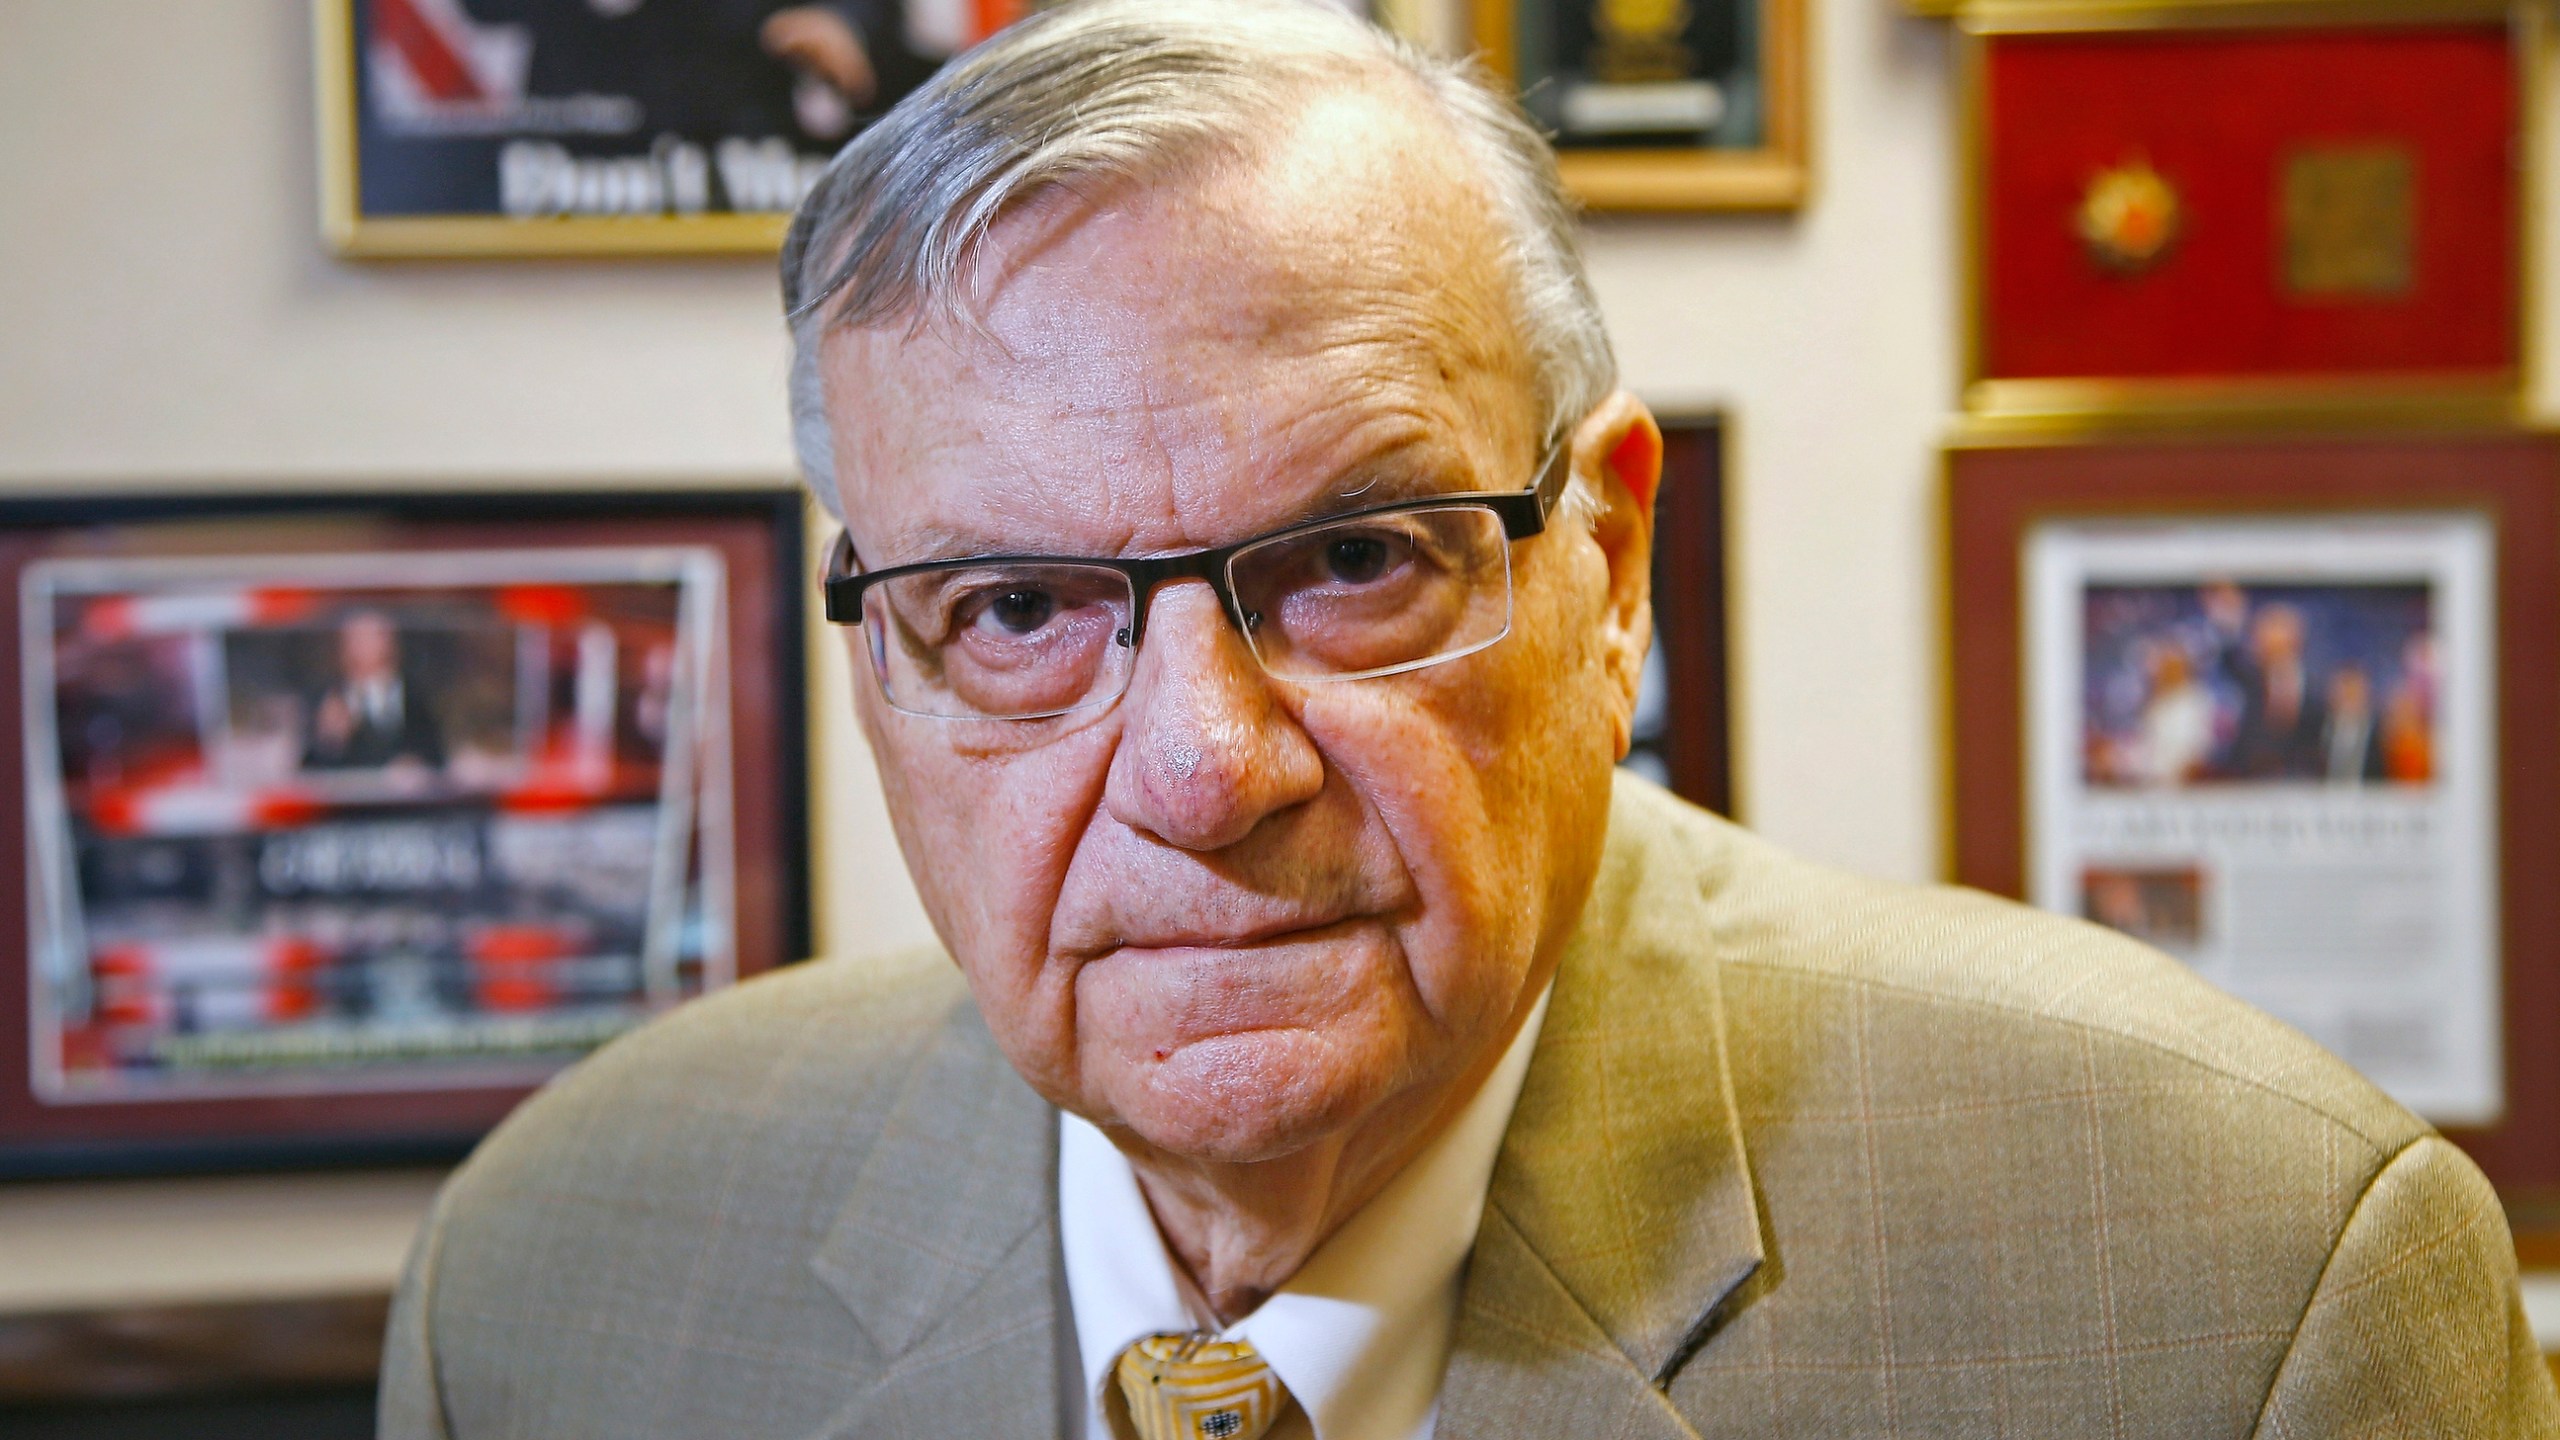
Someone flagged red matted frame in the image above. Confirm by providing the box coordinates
[1961,0,2536,425]
[0,489,811,1177]
[1945,433,2560,1201]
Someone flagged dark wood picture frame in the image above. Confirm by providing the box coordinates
[1944,431,2560,1203]
[0,487,811,1179]
[1631,414,1735,816]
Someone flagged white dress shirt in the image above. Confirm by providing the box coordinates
[1060,984,1552,1440]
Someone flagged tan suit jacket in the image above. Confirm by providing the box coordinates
[383,775,2558,1436]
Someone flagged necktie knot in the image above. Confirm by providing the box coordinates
[1114,1332,1287,1440]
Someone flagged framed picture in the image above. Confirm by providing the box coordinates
[315,0,1030,257]
[1944,433,2560,1195]
[0,488,811,1175]
[1958,0,2535,425]
[1624,414,1735,814]
[1471,0,1810,210]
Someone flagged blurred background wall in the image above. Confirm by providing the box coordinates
[3,0,2559,1429]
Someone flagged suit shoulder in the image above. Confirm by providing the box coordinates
[445,946,973,1206]
[1608,775,2425,1158]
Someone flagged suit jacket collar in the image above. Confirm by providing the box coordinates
[806,999,1069,1436]
[1440,780,1768,1437]
[806,777,1766,1437]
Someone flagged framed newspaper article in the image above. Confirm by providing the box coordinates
[1622,415,1735,815]
[1472,0,1809,210]
[315,0,1028,257]
[1956,0,2535,426]
[0,488,811,1175]
[1945,433,2560,1196]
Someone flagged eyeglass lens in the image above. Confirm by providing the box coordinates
[1230,505,1512,682]
[860,504,1516,720]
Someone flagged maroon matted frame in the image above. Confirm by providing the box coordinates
[0,489,811,1177]
[1945,432,2560,1198]
[1648,416,1735,816]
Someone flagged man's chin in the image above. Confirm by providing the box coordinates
[1098,1029,1395,1166]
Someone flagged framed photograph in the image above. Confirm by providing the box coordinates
[1624,415,1735,814]
[1958,0,2535,424]
[315,0,1029,257]
[0,488,811,1175]
[1471,0,1809,211]
[1945,434,2560,1192]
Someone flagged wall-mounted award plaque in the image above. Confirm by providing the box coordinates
[1473,0,1810,211]
[1956,0,2534,425]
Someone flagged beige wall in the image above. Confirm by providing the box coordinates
[1,0,2556,1306]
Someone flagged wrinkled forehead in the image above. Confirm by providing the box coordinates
[816,84,1539,561]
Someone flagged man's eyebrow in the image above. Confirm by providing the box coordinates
[1301,451,1473,519]
[859,519,1030,568]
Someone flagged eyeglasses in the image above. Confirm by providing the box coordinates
[821,443,1571,720]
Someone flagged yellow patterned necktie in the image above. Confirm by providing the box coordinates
[1114,1332,1289,1440]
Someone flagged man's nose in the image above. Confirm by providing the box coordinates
[1103,582,1324,852]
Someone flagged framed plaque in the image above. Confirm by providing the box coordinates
[1624,415,1736,814]
[1472,0,1810,210]
[1944,432,2560,1199]
[315,0,1026,257]
[1959,0,2534,423]
[0,488,811,1176]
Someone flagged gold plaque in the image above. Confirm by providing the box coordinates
[2076,155,2181,274]
[2281,146,2415,299]
[1592,0,1699,85]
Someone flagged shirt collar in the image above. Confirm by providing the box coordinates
[1060,983,1553,1440]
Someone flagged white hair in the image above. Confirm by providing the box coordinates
[780,0,1616,521]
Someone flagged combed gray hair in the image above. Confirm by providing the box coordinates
[780,0,1616,522]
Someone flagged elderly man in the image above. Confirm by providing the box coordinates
[381,3,2557,1436]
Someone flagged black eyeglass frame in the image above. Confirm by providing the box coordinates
[819,443,1573,650]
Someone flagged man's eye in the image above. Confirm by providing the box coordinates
[980,589,1056,635]
[1323,534,1403,585]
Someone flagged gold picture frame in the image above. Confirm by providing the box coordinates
[316,0,829,258]
[1948,0,2541,433]
[1471,0,1812,212]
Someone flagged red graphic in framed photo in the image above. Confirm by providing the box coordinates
[0,490,811,1175]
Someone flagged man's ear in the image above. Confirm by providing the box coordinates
[1570,391,1663,761]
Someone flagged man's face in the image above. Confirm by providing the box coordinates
[2255,606,2305,666]
[819,86,1651,1164]
[341,613,398,682]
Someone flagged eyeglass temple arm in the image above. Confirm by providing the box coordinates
[1494,441,1574,540]
[1536,441,1573,514]
[822,530,862,623]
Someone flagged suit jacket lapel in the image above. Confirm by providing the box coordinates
[1441,782,1769,1439]
[804,998,1069,1438]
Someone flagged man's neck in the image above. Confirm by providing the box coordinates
[1129,1136,1364,1324]
[1109,982,1551,1326]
